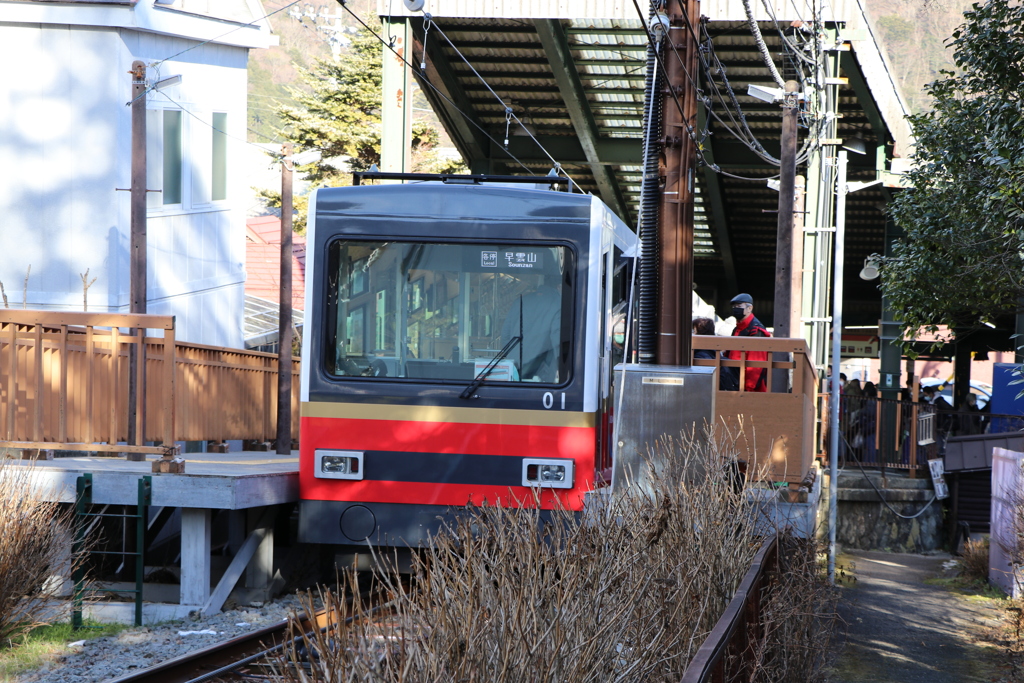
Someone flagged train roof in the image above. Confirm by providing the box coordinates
[316,182,597,222]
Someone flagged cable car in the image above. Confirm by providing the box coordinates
[298,173,637,546]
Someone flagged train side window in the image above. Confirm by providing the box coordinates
[323,240,574,384]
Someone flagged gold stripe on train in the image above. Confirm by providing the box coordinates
[301,401,596,428]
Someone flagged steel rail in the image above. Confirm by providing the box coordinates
[107,609,330,683]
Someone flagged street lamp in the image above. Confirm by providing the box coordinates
[859,256,881,281]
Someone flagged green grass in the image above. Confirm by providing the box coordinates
[923,575,1008,601]
[0,620,128,681]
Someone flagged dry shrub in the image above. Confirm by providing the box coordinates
[0,458,79,644]
[959,538,991,584]
[274,428,838,682]
[749,534,841,682]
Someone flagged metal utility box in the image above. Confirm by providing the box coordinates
[610,364,717,493]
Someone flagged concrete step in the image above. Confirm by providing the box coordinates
[837,470,936,502]
[838,471,932,489]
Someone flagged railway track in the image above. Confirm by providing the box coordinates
[107,608,334,683]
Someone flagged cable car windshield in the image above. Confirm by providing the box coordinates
[324,240,574,384]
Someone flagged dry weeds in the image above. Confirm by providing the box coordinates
[0,457,81,646]
[273,428,838,682]
[959,538,991,585]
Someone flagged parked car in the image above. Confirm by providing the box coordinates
[919,378,992,409]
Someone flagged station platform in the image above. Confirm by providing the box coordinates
[5,450,300,621]
[9,450,298,509]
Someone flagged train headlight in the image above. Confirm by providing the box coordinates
[522,458,574,489]
[314,450,364,480]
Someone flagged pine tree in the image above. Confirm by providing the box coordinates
[258,15,465,231]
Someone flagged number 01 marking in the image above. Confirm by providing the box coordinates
[543,392,567,410]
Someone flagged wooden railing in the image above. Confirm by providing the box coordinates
[0,310,298,455]
[691,335,817,483]
[680,533,779,683]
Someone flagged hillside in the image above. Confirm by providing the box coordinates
[247,0,976,143]
[864,0,974,113]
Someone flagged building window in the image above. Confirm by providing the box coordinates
[163,110,182,205]
[212,112,227,201]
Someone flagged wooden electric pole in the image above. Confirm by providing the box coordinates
[772,80,801,392]
[276,143,294,455]
[657,0,700,366]
[128,60,147,447]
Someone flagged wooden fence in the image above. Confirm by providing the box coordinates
[680,533,779,683]
[0,310,298,454]
[691,335,817,483]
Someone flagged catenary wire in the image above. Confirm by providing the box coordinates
[154,90,282,148]
[631,0,780,181]
[421,20,585,192]
[151,0,303,69]
[336,2,559,181]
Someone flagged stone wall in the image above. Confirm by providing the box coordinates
[835,472,944,553]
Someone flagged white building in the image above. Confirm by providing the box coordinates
[0,0,273,347]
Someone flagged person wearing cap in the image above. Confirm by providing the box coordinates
[724,293,771,392]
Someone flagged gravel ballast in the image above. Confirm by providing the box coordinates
[19,594,305,683]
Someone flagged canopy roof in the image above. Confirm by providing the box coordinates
[384,0,913,325]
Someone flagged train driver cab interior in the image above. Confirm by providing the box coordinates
[323,240,575,386]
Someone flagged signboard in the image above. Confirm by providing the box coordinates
[840,335,879,359]
[927,458,949,500]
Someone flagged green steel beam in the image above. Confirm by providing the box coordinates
[495,136,642,165]
[697,106,738,293]
[565,28,646,35]
[534,18,631,220]
[440,40,648,51]
[839,51,888,144]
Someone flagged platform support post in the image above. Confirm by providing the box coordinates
[180,508,211,607]
[246,506,275,594]
[72,474,93,629]
[228,510,246,557]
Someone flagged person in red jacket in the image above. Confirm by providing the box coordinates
[725,293,771,392]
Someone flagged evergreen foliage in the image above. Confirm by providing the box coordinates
[259,14,466,232]
[881,0,1024,341]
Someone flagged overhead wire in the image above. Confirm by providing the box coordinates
[759,0,817,64]
[656,12,782,181]
[633,0,779,179]
[741,0,786,87]
[335,3,542,179]
[650,0,788,168]
[150,0,303,69]
[422,19,585,192]
[154,90,282,147]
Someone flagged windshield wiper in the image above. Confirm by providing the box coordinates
[459,336,521,399]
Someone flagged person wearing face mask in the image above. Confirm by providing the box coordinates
[723,293,771,392]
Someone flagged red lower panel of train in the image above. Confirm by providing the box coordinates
[300,415,597,511]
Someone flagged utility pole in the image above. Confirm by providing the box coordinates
[276,143,294,456]
[128,60,147,447]
[657,0,700,365]
[828,150,849,584]
[772,80,801,392]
